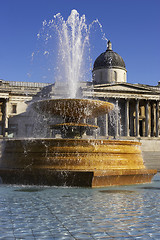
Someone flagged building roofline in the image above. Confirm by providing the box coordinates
[0,79,51,88]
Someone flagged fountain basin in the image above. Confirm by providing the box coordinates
[32,98,114,121]
[0,138,157,187]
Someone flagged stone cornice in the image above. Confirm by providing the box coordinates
[86,92,160,101]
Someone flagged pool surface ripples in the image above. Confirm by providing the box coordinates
[0,173,160,239]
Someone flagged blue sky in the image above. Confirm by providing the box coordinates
[0,0,159,86]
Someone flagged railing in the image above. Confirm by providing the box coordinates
[0,80,51,88]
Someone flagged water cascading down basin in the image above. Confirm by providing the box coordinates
[0,99,157,187]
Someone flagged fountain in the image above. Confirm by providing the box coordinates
[0,97,157,187]
[0,10,157,187]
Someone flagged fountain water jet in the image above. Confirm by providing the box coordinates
[0,10,157,187]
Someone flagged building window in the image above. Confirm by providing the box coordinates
[114,71,117,82]
[12,104,17,114]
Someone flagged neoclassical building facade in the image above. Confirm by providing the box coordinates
[0,40,160,140]
[89,83,160,139]
[0,80,50,138]
[91,41,160,139]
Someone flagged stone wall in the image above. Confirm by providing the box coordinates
[93,68,127,84]
[140,139,160,171]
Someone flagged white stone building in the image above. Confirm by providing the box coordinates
[91,39,160,138]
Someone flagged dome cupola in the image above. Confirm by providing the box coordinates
[93,40,127,84]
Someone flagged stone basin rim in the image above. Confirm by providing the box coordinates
[31,98,114,119]
[5,138,142,146]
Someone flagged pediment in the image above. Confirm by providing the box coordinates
[93,83,160,94]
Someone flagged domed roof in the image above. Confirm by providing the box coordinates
[93,41,126,70]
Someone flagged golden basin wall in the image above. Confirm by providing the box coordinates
[1,139,145,171]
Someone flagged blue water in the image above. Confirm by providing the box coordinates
[0,173,160,239]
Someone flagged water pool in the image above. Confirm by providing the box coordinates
[0,173,160,239]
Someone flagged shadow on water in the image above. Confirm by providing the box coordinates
[99,189,135,194]
[14,188,45,192]
[138,187,160,190]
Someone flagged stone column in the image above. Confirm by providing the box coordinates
[135,99,140,137]
[115,99,119,137]
[105,113,108,137]
[129,102,134,136]
[153,102,157,136]
[145,101,150,137]
[151,102,154,137]
[94,117,98,138]
[94,117,97,126]
[2,99,9,137]
[156,101,159,137]
[125,99,130,136]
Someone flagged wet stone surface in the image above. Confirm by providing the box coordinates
[0,173,160,239]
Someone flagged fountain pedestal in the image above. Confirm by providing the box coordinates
[0,138,157,187]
